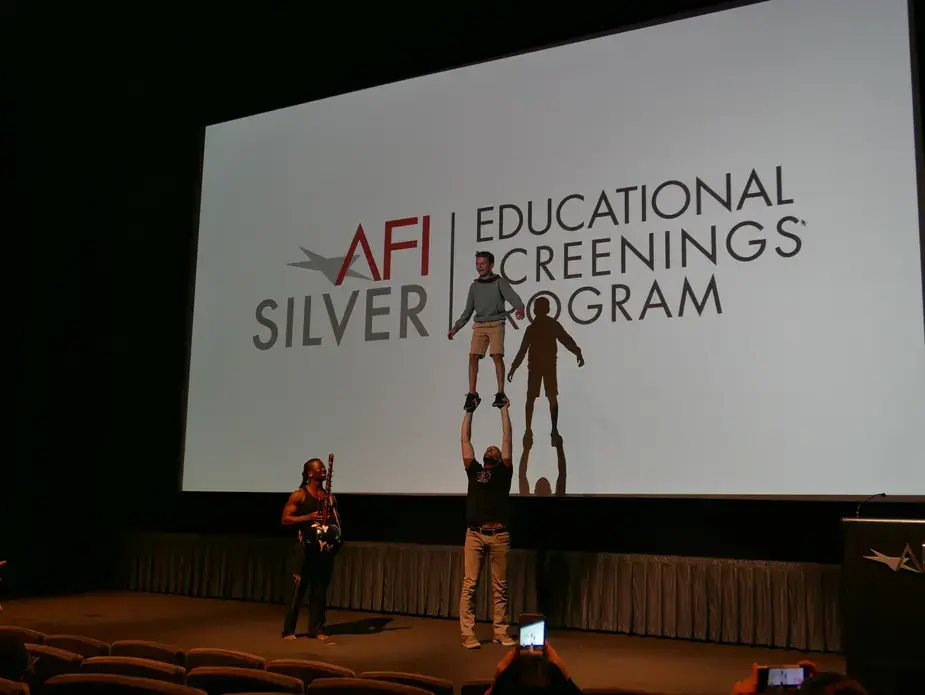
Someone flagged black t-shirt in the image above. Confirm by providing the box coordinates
[465,461,513,525]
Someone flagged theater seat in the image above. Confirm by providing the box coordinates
[0,678,29,695]
[307,678,432,695]
[459,681,491,695]
[24,644,83,685]
[110,641,185,667]
[268,660,355,688]
[185,649,266,671]
[186,667,303,695]
[44,673,205,695]
[81,657,187,685]
[359,672,452,695]
[44,636,110,659]
[0,627,44,645]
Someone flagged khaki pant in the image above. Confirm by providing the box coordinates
[470,321,505,357]
[459,528,510,638]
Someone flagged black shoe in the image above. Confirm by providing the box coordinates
[493,392,509,408]
[464,392,481,412]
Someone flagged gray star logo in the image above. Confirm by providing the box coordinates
[863,544,923,574]
[288,247,372,285]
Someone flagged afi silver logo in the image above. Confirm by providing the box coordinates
[477,470,492,483]
[863,543,924,574]
[288,248,372,285]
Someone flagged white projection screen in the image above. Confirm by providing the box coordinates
[182,0,925,497]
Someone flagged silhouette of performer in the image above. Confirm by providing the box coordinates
[517,436,568,496]
[507,297,584,445]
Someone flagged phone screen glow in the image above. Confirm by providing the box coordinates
[519,621,545,648]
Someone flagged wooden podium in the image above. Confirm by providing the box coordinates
[841,518,924,695]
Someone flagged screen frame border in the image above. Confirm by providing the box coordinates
[177,0,925,500]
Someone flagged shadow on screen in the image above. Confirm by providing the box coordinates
[518,434,567,496]
[508,296,582,497]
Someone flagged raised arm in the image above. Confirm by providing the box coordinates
[500,403,513,468]
[554,441,567,496]
[461,411,476,469]
[281,490,318,525]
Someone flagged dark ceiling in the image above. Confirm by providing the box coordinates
[4,1,739,125]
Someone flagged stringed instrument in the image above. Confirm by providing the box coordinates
[307,453,343,555]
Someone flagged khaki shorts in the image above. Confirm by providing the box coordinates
[470,320,505,357]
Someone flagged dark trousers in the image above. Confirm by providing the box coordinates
[282,543,334,637]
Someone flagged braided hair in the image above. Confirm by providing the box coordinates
[301,458,323,487]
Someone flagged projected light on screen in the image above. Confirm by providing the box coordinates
[182,0,925,497]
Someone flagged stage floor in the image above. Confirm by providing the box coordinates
[1,592,844,695]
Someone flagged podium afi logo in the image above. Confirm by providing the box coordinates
[863,544,924,575]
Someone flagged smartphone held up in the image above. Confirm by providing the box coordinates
[518,613,546,656]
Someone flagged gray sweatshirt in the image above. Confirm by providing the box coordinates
[452,274,525,332]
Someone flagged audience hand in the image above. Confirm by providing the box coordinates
[492,648,517,680]
[489,640,571,694]
[544,641,570,681]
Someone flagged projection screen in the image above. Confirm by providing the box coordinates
[182,0,925,496]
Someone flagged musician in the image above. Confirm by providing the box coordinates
[459,398,517,649]
[281,457,342,641]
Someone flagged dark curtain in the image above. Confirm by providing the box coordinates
[118,533,840,652]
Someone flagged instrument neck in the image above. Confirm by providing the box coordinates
[320,485,332,524]
[323,460,334,524]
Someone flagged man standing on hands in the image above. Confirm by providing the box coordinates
[459,395,517,649]
[449,251,526,412]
